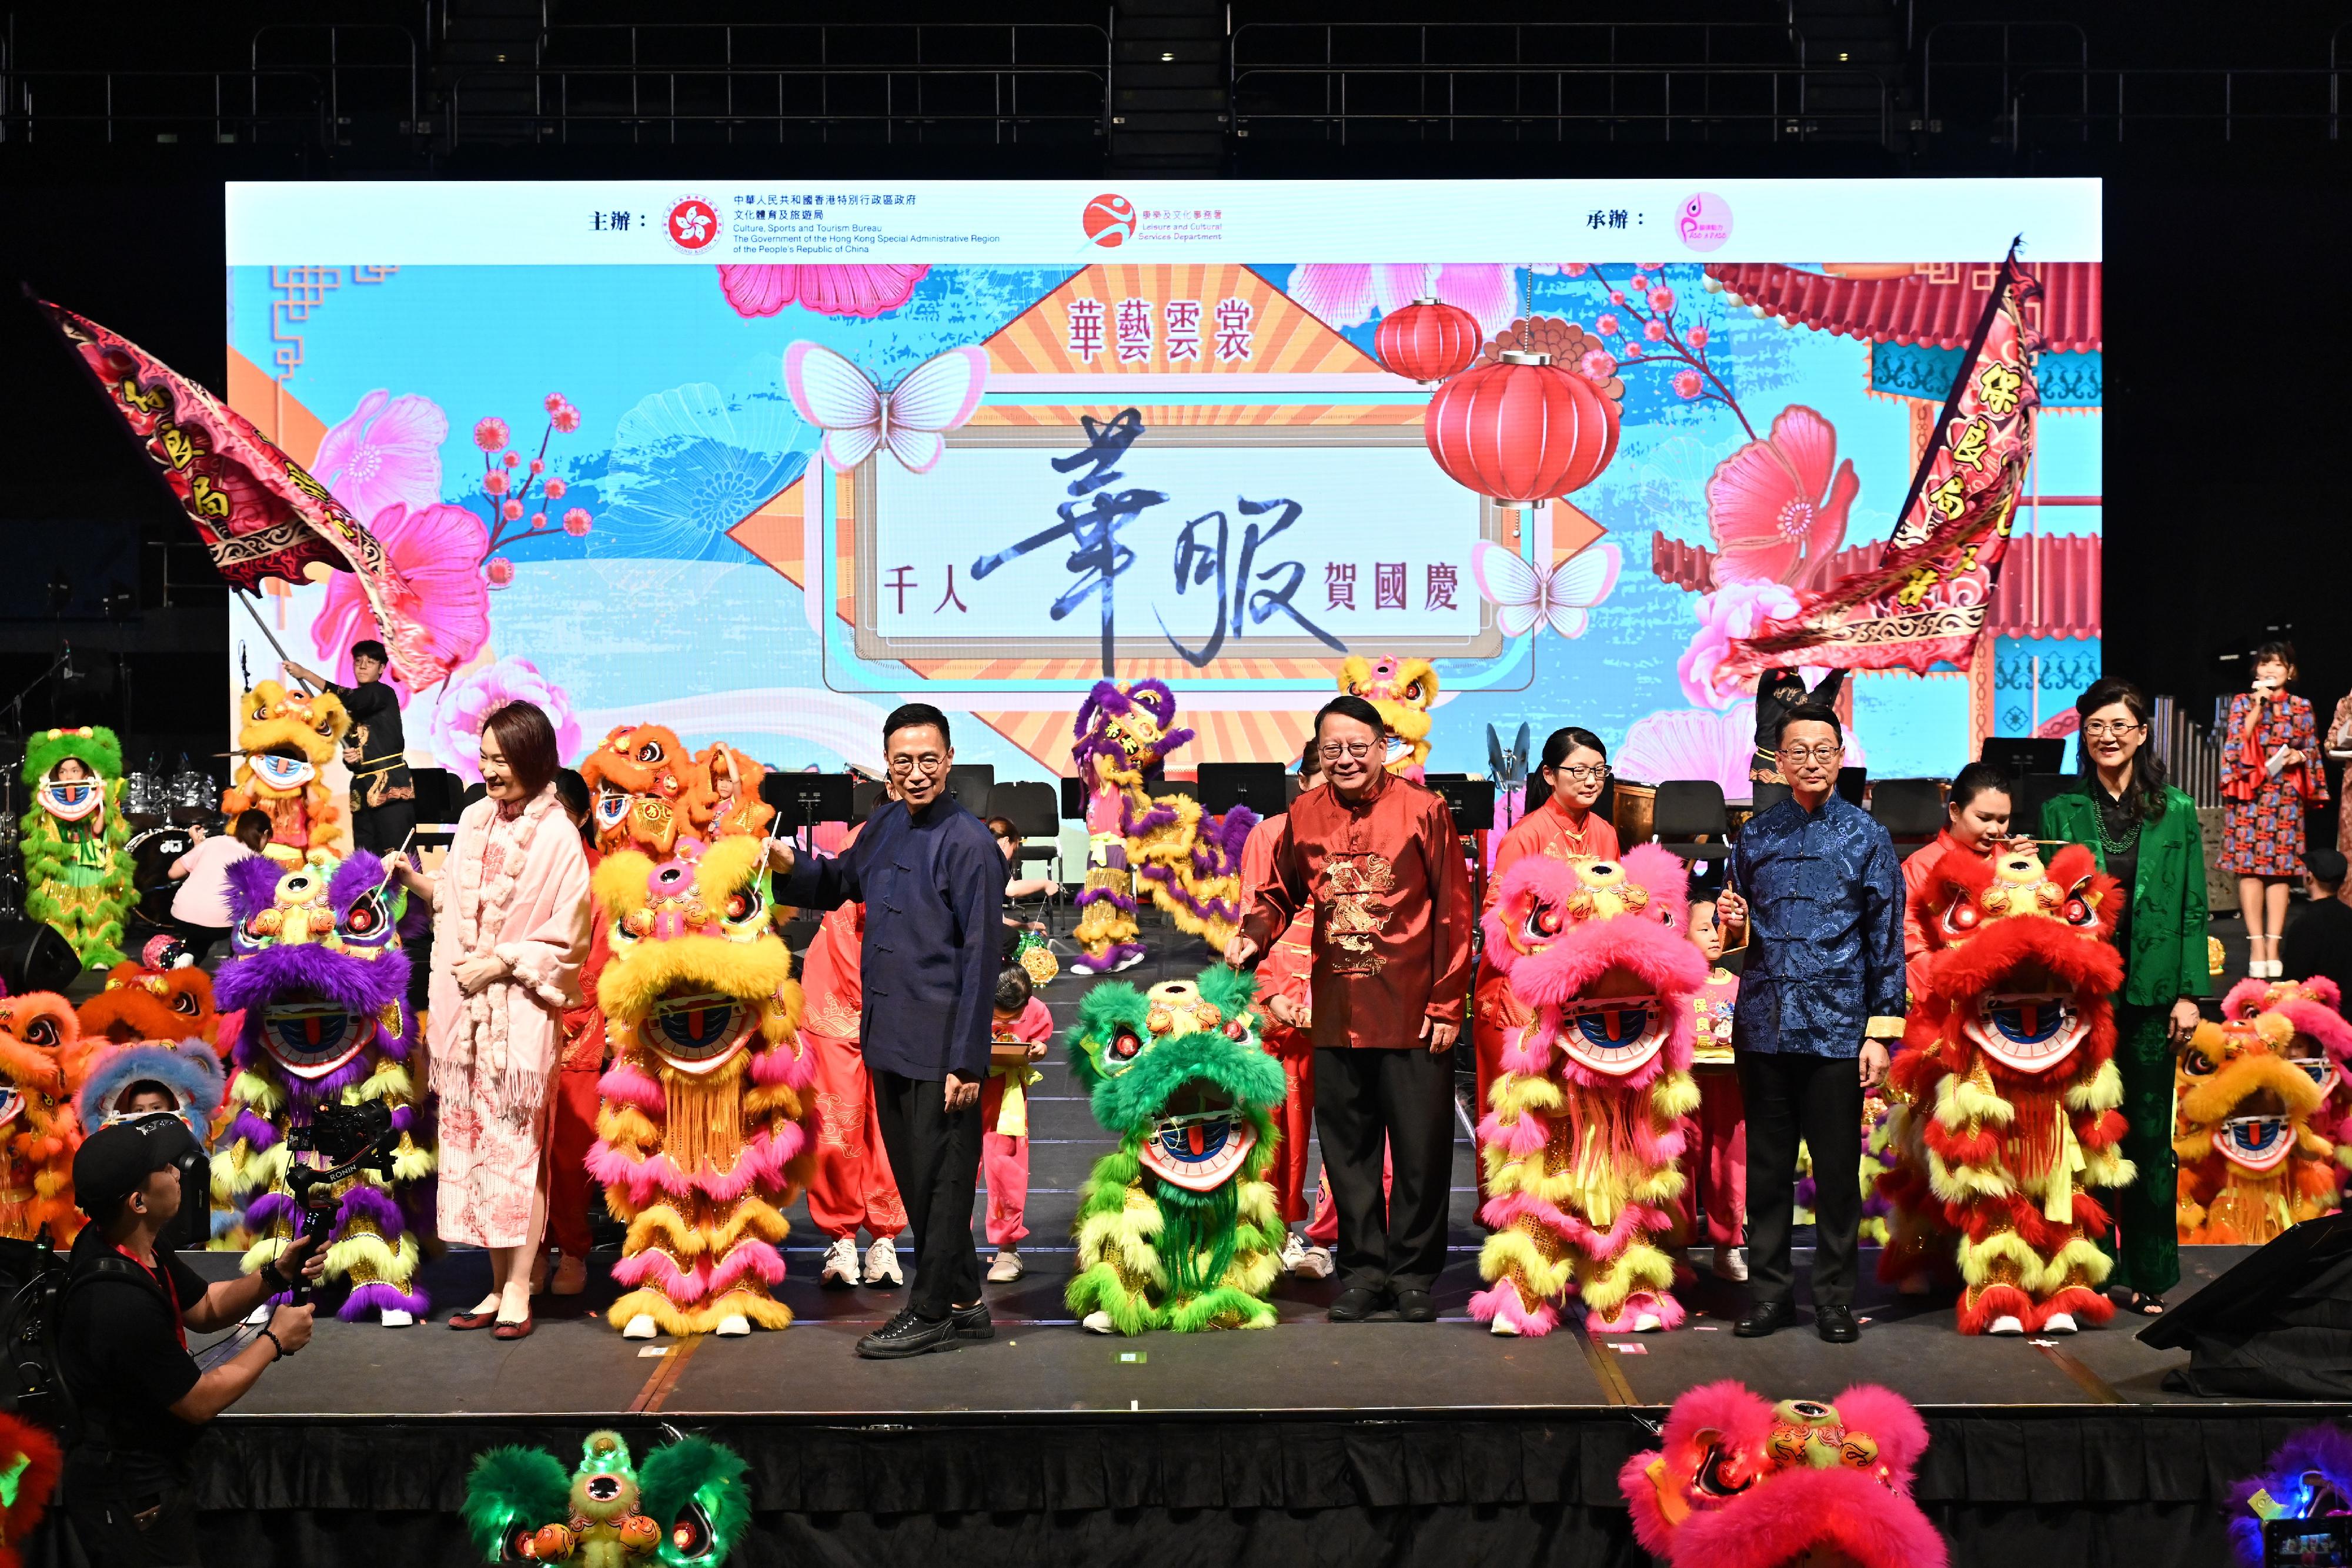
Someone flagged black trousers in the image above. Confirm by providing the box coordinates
[871,1066,983,1320]
[1313,1044,1456,1296]
[169,920,228,964]
[350,795,417,856]
[61,1446,202,1567]
[1738,1050,1864,1307]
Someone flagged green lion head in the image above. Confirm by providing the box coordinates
[1068,965,1285,1191]
[463,1428,750,1565]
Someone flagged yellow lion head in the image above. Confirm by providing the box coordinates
[235,681,349,799]
[1338,654,1439,775]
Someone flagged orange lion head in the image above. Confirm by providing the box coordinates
[577,724,716,855]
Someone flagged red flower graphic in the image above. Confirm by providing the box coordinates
[1703,404,1859,589]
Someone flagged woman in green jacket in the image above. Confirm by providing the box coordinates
[2040,676,2209,1315]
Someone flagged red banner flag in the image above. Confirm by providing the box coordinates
[39,302,457,690]
[1719,252,2041,678]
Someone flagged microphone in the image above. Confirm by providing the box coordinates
[59,641,74,682]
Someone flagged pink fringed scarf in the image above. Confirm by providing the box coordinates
[430,787,561,1130]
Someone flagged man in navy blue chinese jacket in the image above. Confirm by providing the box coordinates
[1715,702,1903,1343]
[765,703,1004,1359]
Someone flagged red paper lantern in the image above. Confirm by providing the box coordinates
[1376,296,1482,385]
[1424,350,1621,504]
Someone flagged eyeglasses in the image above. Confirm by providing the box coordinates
[2082,721,2143,739]
[1317,741,1377,762]
[1776,744,1843,765]
[888,754,948,775]
[1552,764,1609,783]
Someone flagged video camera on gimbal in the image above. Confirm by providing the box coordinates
[282,1101,398,1306]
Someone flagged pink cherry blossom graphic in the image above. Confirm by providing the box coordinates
[1703,404,1860,589]
[718,264,931,319]
[428,657,582,783]
[1284,264,1519,337]
[310,502,492,696]
[1677,582,1802,708]
[310,390,447,524]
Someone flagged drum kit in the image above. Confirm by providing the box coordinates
[118,754,220,828]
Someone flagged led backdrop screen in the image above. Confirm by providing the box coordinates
[223,179,2101,792]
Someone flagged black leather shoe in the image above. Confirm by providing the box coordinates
[1733,1299,1797,1338]
[1392,1289,1437,1322]
[951,1300,994,1341]
[1329,1287,1384,1323]
[856,1308,962,1359]
[1815,1304,1861,1343]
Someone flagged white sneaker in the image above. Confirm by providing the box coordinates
[1489,1314,1520,1336]
[988,1249,1025,1283]
[378,1308,415,1328]
[1711,1245,1748,1282]
[1988,1314,2025,1336]
[2042,1312,2078,1335]
[622,1313,659,1340]
[1295,1244,1335,1280]
[1081,1310,1117,1334]
[820,1236,861,1289]
[863,1235,904,1288]
[1633,1311,1665,1332]
[1112,950,1147,973]
[715,1313,751,1338]
[1279,1231,1308,1274]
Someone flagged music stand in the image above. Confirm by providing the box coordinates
[1981,737,2065,777]
[1197,763,1288,819]
[1422,774,1495,835]
[760,771,856,831]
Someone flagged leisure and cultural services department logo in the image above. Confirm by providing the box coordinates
[1082,193,1137,248]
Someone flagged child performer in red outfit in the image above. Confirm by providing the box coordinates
[983,961,1054,1283]
[1240,743,1334,1278]
[799,816,910,1290]
[1671,896,1749,1281]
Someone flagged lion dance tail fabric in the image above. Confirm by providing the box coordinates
[1620,1381,1947,1568]
[1065,967,1287,1334]
[588,834,814,1338]
[2175,978,2342,1243]
[1876,842,2131,1335]
[1472,846,1706,1335]
[464,1428,751,1566]
[19,726,135,968]
[0,1410,64,1568]
[209,848,433,1320]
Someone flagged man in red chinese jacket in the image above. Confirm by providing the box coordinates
[1229,694,1474,1323]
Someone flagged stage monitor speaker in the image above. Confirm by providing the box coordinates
[2137,1208,2352,1399]
[1197,763,1287,818]
[759,771,854,830]
[0,916,79,996]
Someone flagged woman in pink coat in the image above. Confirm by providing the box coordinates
[389,701,592,1338]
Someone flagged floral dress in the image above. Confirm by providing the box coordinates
[2220,691,2326,877]
[2329,693,2352,863]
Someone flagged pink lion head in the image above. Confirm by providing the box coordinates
[1620,1380,1946,1568]
[2223,974,2352,1102]
[1480,844,1708,1089]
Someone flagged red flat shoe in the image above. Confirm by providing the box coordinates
[447,1310,497,1331]
[493,1313,535,1340]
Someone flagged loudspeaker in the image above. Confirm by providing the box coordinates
[2138,1209,2352,1399]
[0,917,79,996]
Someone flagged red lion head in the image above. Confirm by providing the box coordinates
[1621,1379,1946,1568]
[1480,844,1708,1091]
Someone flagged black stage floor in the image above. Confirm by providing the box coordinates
[139,926,2351,1565]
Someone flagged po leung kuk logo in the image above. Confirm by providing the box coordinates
[666,196,720,252]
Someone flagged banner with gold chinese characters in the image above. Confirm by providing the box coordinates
[1720,252,2041,678]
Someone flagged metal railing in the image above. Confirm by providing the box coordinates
[1229,62,1888,144]
[2153,695,2223,809]
[251,22,422,141]
[1920,21,2087,129]
[0,68,326,145]
[2012,66,2345,146]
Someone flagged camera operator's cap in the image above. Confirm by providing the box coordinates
[72,1114,203,1221]
[2306,848,2347,886]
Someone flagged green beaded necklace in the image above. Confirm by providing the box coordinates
[2094,784,2141,858]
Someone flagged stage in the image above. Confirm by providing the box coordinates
[143,930,2348,1565]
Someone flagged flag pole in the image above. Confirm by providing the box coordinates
[232,589,318,694]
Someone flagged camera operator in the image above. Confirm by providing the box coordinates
[57,1116,326,1567]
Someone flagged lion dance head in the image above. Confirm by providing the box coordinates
[2176,998,2338,1245]
[2221,974,2352,1159]
[1472,845,1706,1335]
[589,834,813,1338]
[76,935,219,1052]
[2226,1422,2352,1566]
[1338,654,1438,777]
[694,743,774,838]
[19,725,134,968]
[224,680,350,857]
[579,723,716,856]
[1072,679,1188,793]
[211,847,430,1320]
[1065,966,1287,1333]
[0,992,87,1243]
[464,1427,752,1568]
[1621,1380,1947,1568]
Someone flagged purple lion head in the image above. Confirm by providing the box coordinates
[213,848,414,1106]
[1072,678,1194,784]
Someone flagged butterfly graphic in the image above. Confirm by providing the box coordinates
[1469,540,1621,640]
[783,341,989,475]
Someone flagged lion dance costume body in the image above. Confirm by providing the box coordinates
[465,1429,750,1567]
[2174,988,2340,1243]
[1874,842,2133,1335]
[2219,975,2352,1195]
[0,993,89,1243]
[694,743,773,838]
[588,833,814,1339]
[1472,847,1705,1335]
[1067,968,1287,1334]
[210,848,433,1322]
[1338,654,1438,779]
[1620,1382,1947,1568]
[1069,680,1255,975]
[20,726,135,968]
[580,724,716,856]
[223,679,350,856]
